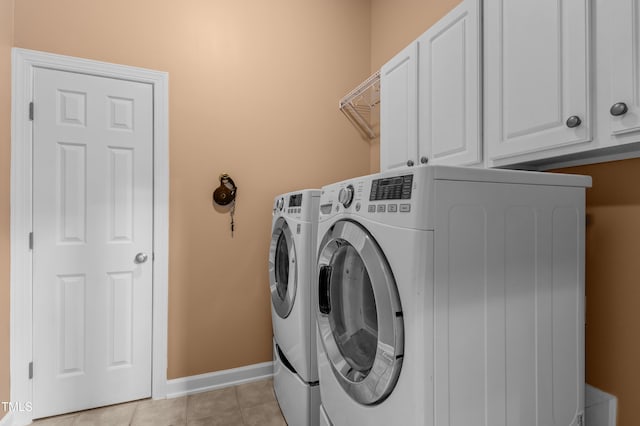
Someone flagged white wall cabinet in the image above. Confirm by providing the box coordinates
[381,0,640,170]
[484,0,592,167]
[485,0,640,169]
[380,43,418,170]
[418,0,482,167]
[596,0,640,146]
[380,0,481,171]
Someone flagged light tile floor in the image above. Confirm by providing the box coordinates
[32,379,286,426]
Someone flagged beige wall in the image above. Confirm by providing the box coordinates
[555,159,640,426]
[369,0,462,173]
[9,0,372,380]
[0,0,13,420]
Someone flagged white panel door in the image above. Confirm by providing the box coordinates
[380,43,418,170]
[485,0,591,164]
[418,0,481,166]
[602,0,640,137]
[32,67,153,419]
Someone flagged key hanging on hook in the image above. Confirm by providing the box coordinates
[230,200,236,237]
[212,173,238,237]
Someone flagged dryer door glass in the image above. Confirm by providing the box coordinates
[269,217,297,318]
[317,220,403,406]
[328,244,377,378]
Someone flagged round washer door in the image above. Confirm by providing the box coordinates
[317,219,404,405]
[269,217,297,318]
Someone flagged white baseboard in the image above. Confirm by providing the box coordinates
[0,412,14,426]
[165,361,274,399]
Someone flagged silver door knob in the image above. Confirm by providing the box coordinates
[135,253,148,264]
[610,102,628,117]
[420,156,429,164]
[406,160,414,167]
[566,115,582,128]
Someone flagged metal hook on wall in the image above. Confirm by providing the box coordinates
[213,173,238,236]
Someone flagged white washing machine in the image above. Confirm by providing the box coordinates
[269,189,321,426]
[315,165,591,426]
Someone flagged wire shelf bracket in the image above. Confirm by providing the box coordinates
[339,71,380,140]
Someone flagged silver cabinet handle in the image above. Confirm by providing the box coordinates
[406,160,414,167]
[135,253,148,264]
[610,102,628,117]
[420,156,429,164]
[566,115,582,128]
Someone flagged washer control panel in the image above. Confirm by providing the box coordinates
[273,190,320,221]
[273,195,303,214]
[289,193,302,207]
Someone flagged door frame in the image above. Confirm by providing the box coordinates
[10,48,169,424]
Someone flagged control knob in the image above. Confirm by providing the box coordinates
[338,185,354,208]
[276,197,285,211]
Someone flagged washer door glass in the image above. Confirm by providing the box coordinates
[269,217,297,318]
[317,220,403,406]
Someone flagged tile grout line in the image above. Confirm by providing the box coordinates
[128,400,140,426]
[183,395,190,425]
[234,384,249,426]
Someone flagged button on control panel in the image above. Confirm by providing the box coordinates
[366,202,411,214]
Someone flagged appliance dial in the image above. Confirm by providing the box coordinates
[276,197,285,211]
[338,185,354,208]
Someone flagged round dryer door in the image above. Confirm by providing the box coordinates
[269,217,297,318]
[317,219,404,406]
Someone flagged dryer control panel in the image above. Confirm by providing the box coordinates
[370,174,413,201]
[319,166,436,230]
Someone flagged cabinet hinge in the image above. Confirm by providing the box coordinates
[29,102,34,121]
[577,413,584,426]
[28,232,33,250]
[28,362,33,379]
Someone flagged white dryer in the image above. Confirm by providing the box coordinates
[269,189,321,426]
[316,166,590,426]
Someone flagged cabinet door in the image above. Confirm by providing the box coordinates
[485,0,591,165]
[380,43,418,171]
[603,0,640,137]
[418,0,481,166]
